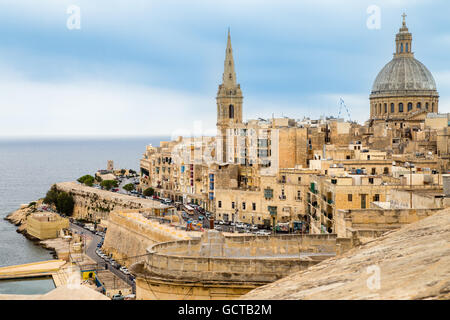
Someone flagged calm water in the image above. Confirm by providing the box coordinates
[0,137,167,271]
[0,277,55,295]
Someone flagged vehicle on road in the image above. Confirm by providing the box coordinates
[112,294,124,300]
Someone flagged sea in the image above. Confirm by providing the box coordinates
[0,137,167,294]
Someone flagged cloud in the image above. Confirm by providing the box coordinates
[0,0,448,138]
[0,71,217,138]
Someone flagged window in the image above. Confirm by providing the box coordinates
[401,43,403,53]
[369,178,374,184]
[383,167,389,174]
[399,103,404,113]
[406,43,408,52]
[252,203,256,211]
[391,103,395,113]
[348,194,353,202]
[426,102,429,110]
[229,104,234,119]
[297,190,301,200]
[298,177,301,183]
[218,201,222,208]
[373,194,380,202]
[371,168,376,175]
[417,102,421,109]
[231,202,235,209]
[242,202,246,210]
[264,188,273,199]
[408,102,412,111]
[384,103,387,113]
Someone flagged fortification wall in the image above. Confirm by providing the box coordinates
[102,211,196,267]
[335,207,441,238]
[55,181,161,221]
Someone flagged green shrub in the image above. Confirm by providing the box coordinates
[123,183,135,193]
[143,187,154,197]
[100,180,118,190]
[77,175,95,186]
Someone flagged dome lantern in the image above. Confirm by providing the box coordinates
[395,13,413,58]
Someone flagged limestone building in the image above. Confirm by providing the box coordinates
[138,20,448,235]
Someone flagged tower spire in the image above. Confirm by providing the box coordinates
[222,28,237,88]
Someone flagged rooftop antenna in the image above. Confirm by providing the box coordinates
[338,98,352,122]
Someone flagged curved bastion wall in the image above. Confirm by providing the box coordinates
[131,231,354,300]
[102,210,198,267]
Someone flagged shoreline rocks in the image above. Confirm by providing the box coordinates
[5,199,58,258]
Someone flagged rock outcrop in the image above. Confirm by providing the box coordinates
[5,200,43,238]
[242,207,450,300]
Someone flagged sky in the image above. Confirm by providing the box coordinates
[0,0,449,139]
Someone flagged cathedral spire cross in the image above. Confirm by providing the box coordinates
[402,12,407,26]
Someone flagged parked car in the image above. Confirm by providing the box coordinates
[112,294,124,300]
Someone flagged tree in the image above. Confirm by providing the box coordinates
[56,192,74,216]
[123,183,135,193]
[129,169,137,175]
[43,185,74,216]
[44,185,59,205]
[77,174,95,187]
[100,180,118,190]
[143,187,154,197]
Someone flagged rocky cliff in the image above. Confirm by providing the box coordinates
[5,200,43,238]
[242,207,450,300]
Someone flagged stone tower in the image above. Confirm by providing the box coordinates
[216,29,243,163]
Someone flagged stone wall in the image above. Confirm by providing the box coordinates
[335,207,441,238]
[102,211,197,267]
[55,182,163,222]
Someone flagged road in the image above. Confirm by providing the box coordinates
[70,222,136,293]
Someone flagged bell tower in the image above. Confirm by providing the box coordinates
[216,29,243,163]
[216,29,243,127]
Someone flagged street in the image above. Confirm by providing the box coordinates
[70,222,136,293]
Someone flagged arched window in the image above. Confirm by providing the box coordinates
[378,104,381,114]
[391,103,395,113]
[417,102,421,109]
[229,104,234,119]
[407,102,412,111]
[425,102,429,110]
[401,43,403,53]
[432,103,435,112]
[406,43,409,52]
[399,103,403,113]
[384,103,387,113]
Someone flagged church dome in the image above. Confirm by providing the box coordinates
[371,56,437,94]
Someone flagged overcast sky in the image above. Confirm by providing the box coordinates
[0,0,449,138]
